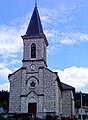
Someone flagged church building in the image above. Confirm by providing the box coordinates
[8,3,75,118]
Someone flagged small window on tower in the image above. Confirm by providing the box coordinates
[31,43,36,58]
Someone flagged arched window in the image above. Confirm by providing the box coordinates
[31,43,36,58]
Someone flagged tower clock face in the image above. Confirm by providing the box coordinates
[30,64,36,71]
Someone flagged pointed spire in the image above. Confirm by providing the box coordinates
[25,4,44,37]
[22,3,48,46]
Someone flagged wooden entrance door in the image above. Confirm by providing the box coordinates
[28,103,37,116]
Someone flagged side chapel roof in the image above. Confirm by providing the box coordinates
[61,82,75,95]
[56,76,75,95]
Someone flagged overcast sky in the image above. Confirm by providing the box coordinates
[0,0,88,93]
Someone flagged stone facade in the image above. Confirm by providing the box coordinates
[62,90,75,116]
[8,4,75,118]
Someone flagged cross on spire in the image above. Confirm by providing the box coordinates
[35,0,37,6]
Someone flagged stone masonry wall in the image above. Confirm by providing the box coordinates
[9,69,23,113]
[20,69,27,113]
[56,81,62,115]
[43,68,57,113]
[62,90,72,117]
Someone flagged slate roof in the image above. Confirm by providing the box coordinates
[22,5,48,46]
[26,5,44,36]
[61,82,75,95]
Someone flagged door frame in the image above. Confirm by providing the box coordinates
[28,102,37,117]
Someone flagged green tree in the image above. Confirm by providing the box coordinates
[0,90,9,111]
[2,101,9,111]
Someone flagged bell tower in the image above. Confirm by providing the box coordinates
[22,4,48,72]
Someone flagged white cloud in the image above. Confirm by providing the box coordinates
[53,66,88,93]
[0,83,10,91]
[46,30,88,54]
[10,59,21,65]
[0,26,23,58]
[0,63,8,69]
[0,68,12,81]
[40,6,76,26]
[59,32,88,45]
[0,67,12,91]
